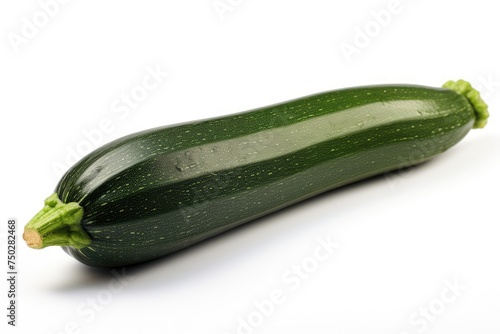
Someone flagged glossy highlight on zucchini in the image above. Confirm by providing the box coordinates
[23,79,489,267]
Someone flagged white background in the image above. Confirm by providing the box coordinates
[1,1,499,333]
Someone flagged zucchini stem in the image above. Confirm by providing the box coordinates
[23,193,90,249]
[443,79,489,128]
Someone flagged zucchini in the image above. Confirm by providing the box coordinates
[23,79,489,267]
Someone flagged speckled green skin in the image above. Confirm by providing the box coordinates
[58,84,477,267]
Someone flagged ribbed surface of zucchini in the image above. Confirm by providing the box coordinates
[22,80,489,266]
[52,84,477,266]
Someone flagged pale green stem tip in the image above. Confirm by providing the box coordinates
[443,79,489,129]
[23,193,91,249]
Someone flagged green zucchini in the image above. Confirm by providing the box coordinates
[23,79,489,267]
